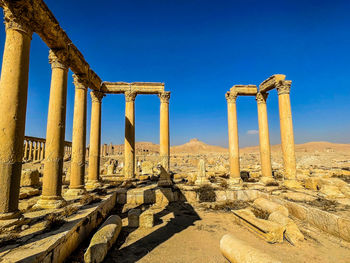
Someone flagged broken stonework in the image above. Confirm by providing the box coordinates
[140,210,154,228]
[20,169,40,187]
[84,215,122,263]
[253,197,289,217]
[128,209,141,227]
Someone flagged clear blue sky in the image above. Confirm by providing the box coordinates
[0,0,349,147]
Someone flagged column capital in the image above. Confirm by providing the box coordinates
[73,74,89,90]
[159,91,171,103]
[90,90,104,103]
[225,91,238,104]
[125,91,137,102]
[49,49,69,70]
[276,80,292,95]
[256,92,268,104]
[3,7,33,38]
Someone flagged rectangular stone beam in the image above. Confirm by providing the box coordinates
[0,0,107,92]
[230,85,258,96]
[103,82,165,94]
[259,74,286,93]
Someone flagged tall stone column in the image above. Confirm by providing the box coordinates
[67,75,88,196]
[36,50,68,209]
[40,142,45,160]
[86,90,104,189]
[277,80,296,179]
[0,13,32,219]
[124,91,137,179]
[24,141,29,160]
[28,141,33,161]
[226,92,241,183]
[256,92,273,178]
[159,91,171,172]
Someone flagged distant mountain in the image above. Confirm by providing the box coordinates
[170,138,228,153]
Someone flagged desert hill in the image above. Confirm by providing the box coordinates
[170,138,228,154]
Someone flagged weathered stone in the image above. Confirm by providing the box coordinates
[140,210,154,228]
[319,185,345,199]
[128,209,141,227]
[268,211,304,245]
[232,209,284,243]
[283,179,303,190]
[220,234,281,263]
[195,159,209,185]
[84,215,122,263]
[304,177,320,190]
[157,164,172,187]
[253,197,289,217]
[21,169,40,187]
[141,161,154,175]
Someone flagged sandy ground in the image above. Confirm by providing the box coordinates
[102,202,350,263]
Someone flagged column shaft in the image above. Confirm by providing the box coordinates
[226,92,240,179]
[87,91,103,188]
[0,17,32,219]
[124,91,136,179]
[69,75,88,192]
[277,81,296,179]
[159,92,170,172]
[37,50,68,208]
[256,93,272,177]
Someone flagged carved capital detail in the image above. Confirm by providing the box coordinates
[225,91,237,104]
[73,74,89,90]
[256,92,268,104]
[49,49,69,70]
[90,90,104,103]
[3,7,32,37]
[277,80,292,95]
[125,91,137,102]
[159,91,170,103]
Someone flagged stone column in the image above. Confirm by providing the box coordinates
[226,92,241,183]
[256,92,273,178]
[67,75,88,196]
[28,141,33,161]
[277,80,296,179]
[36,142,41,161]
[86,90,104,189]
[159,91,170,172]
[0,13,32,219]
[124,91,137,179]
[40,142,45,160]
[24,140,29,160]
[36,50,68,209]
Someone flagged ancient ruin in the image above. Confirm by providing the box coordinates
[0,1,349,263]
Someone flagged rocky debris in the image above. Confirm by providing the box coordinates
[220,234,281,263]
[141,161,154,175]
[139,210,154,228]
[195,159,210,185]
[84,215,122,263]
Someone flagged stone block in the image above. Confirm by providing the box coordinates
[84,215,122,263]
[140,210,154,228]
[283,201,308,221]
[141,161,154,175]
[128,209,141,227]
[253,197,289,217]
[220,234,281,263]
[319,185,345,199]
[304,177,320,190]
[283,180,303,190]
[21,169,40,187]
[307,207,340,236]
[338,217,350,242]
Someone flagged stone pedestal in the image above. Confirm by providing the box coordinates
[0,15,32,219]
[157,164,172,187]
[69,75,88,195]
[277,81,296,179]
[195,159,209,185]
[226,92,240,181]
[256,92,272,178]
[37,50,68,209]
[159,92,170,172]
[87,91,104,190]
[124,91,136,179]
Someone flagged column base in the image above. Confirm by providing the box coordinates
[0,210,22,220]
[228,177,242,186]
[34,196,66,209]
[85,180,102,191]
[283,179,303,190]
[259,176,275,185]
[65,188,86,197]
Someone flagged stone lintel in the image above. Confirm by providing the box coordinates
[230,85,258,96]
[103,82,165,94]
[1,0,107,92]
[259,74,286,93]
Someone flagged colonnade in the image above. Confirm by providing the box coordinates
[226,75,296,182]
[0,2,171,220]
